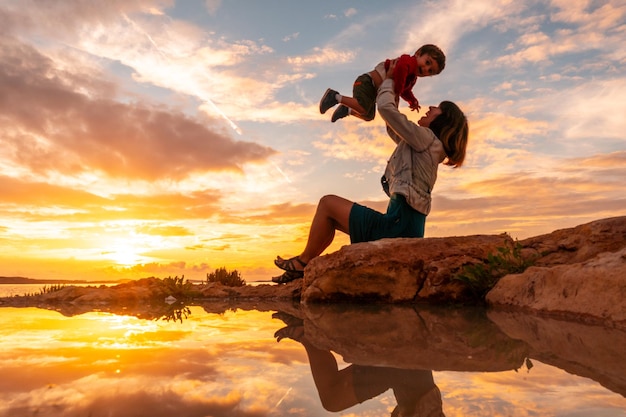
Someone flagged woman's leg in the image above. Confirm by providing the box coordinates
[276,195,353,271]
[300,195,353,264]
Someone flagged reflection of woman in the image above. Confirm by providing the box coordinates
[274,313,445,416]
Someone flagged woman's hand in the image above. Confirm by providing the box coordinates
[386,58,397,79]
[385,59,400,105]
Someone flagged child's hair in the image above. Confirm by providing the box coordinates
[416,44,446,74]
[427,101,468,168]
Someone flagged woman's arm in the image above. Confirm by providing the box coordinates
[377,78,436,152]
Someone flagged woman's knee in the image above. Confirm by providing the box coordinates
[319,194,339,207]
[318,195,350,214]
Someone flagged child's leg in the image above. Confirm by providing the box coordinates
[339,96,366,115]
[347,74,377,121]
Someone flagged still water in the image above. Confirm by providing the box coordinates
[1,290,625,416]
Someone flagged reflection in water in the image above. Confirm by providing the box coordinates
[159,303,192,323]
[274,311,445,417]
[270,303,626,416]
[273,304,531,416]
[0,303,625,416]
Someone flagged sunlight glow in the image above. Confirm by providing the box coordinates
[102,244,148,266]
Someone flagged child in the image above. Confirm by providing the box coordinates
[319,44,445,122]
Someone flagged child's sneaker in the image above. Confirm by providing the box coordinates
[331,105,350,122]
[319,88,339,114]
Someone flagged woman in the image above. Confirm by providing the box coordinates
[274,60,468,284]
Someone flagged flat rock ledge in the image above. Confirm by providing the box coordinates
[300,216,626,328]
[302,234,510,303]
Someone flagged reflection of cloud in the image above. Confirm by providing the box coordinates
[2,380,263,417]
[0,308,301,417]
[440,360,625,416]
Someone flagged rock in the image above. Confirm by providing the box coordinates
[519,215,626,267]
[301,234,512,303]
[486,247,626,325]
[197,281,301,300]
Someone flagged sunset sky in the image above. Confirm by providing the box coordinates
[1,0,624,282]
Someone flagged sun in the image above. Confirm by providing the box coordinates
[101,240,153,266]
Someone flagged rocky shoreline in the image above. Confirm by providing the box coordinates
[2,216,625,328]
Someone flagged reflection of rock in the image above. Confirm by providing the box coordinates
[488,310,626,397]
[299,303,529,372]
[302,235,510,303]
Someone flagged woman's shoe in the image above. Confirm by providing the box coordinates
[272,270,303,284]
[274,256,307,273]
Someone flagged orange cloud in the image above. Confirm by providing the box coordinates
[0,37,276,182]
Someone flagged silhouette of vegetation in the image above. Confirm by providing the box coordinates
[454,239,537,301]
[22,284,68,297]
[206,267,245,287]
[161,275,197,298]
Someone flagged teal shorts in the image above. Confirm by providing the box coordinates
[349,194,426,243]
[353,73,377,121]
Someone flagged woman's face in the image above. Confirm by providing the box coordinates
[418,106,442,127]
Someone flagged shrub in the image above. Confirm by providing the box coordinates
[454,239,537,301]
[206,267,245,287]
[161,275,195,297]
[21,284,68,297]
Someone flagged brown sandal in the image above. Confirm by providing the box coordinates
[274,256,307,273]
[272,270,303,284]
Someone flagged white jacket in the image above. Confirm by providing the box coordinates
[377,78,446,215]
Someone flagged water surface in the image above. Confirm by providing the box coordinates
[1,300,625,416]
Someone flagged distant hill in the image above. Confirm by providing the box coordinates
[0,276,114,284]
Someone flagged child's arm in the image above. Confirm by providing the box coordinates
[391,55,411,95]
[401,89,419,111]
[393,55,419,111]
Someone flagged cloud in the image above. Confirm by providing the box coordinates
[0,1,305,125]
[282,32,300,42]
[0,37,276,182]
[204,0,222,15]
[0,0,175,39]
[313,121,394,164]
[344,8,358,18]
[397,0,527,54]
[0,175,223,222]
[427,150,626,238]
[287,47,356,68]
[136,225,193,236]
